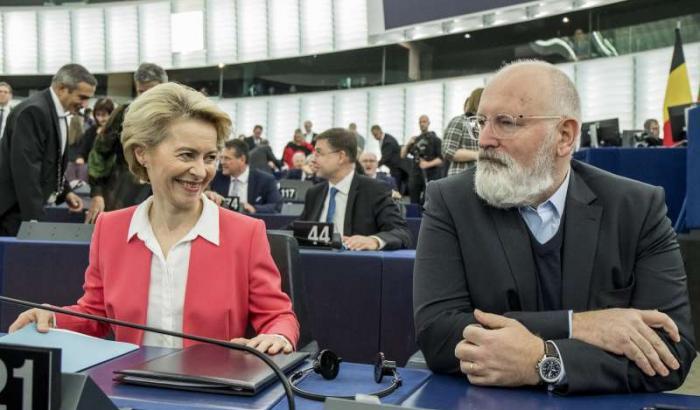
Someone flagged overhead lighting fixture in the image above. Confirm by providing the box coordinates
[562,16,570,23]
[464,33,471,39]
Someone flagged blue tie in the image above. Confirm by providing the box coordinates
[325,187,339,224]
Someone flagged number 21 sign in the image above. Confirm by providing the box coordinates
[0,344,61,410]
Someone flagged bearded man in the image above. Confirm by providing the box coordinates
[412,60,695,394]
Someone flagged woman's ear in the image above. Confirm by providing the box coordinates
[134,145,148,167]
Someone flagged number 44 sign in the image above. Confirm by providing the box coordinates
[0,344,61,410]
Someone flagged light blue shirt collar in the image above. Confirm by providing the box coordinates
[518,169,571,244]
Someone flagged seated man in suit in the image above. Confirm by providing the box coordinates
[359,151,397,190]
[209,139,282,214]
[285,152,322,184]
[414,60,695,394]
[296,128,411,251]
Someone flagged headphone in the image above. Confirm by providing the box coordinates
[289,350,402,401]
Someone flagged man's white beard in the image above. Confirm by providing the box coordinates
[474,134,557,209]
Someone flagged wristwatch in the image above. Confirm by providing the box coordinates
[536,340,563,385]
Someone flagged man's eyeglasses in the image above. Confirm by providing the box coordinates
[466,113,564,140]
[314,149,340,157]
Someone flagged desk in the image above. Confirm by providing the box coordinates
[402,373,700,409]
[0,238,418,365]
[573,147,686,224]
[84,347,700,410]
[82,346,431,410]
[41,211,424,251]
[254,215,421,251]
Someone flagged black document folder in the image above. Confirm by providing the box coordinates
[113,344,308,396]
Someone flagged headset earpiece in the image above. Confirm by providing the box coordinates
[313,349,342,380]
[374,352,397,383]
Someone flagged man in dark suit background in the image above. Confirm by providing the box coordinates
[209,139,282,214]
[0,64,96,236]
[249,138,282,174]
[296,128,411,251]
[413,61,694,394]
[244,124,264,151]
[371,125,405,190]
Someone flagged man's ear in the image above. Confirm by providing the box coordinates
[557,118,579,157]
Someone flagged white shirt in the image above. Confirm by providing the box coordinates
[0,104,11,140]
[128,195,220,348]
[228,166,249,204]
[48,87,68,156]
[320,171,354,237]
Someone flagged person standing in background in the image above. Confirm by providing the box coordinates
[349,122,366,153]
[443,87,482,176]
[85,62,167,223]
[0,82,13,140]
[0,64,95,235]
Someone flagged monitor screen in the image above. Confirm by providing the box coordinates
[621,130,643,147]
[668,104,693,142]
[580,118,620,147]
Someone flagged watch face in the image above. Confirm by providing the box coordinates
[539,357,562,383]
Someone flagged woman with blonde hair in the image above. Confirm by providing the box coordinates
[11,83,299,354]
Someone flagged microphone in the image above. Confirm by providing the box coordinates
[0,295,297,409]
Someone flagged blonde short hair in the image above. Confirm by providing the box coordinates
[122,82,232,181]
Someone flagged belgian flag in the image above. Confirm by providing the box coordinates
[662,26,693,146]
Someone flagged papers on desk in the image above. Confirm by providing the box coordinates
[0,324,138,373]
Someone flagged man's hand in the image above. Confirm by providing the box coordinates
[85,195,105,224]
[455,309,543,387]
[205,190,224,206]
[418,159,431,169]
[572,308,681,377]
[243,203,256,214]
[342,235,380,251]
[65,192,83,213]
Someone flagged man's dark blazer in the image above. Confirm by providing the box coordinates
[374,172,397,190]
[210,168,282,214]
[0,88,71,235]
[249,145,282,174]
[244,136,255,151]
[378,134,402,174]
[296,173,411,250]
[413,160,695,394]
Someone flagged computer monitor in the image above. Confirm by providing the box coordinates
[668,103,694,142]
[580,118,621,147]
[621,130,643,147]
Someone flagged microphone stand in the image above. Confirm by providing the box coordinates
[0,295,296,409]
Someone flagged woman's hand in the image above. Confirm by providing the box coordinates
[9,307,55,333]
[231,334,293,355]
